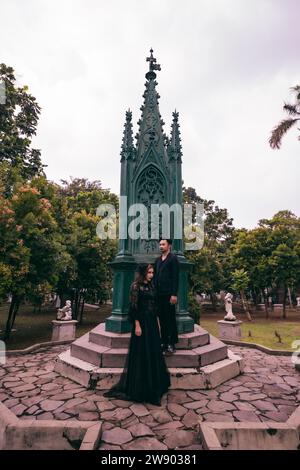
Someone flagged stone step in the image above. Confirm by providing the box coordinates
[177,324,210,349]
[89,324,130,349]
[70,334,109,367]
[71,331,227,368]
[194,337,228,367]
[89,322,210,349]
[55,348,243,390]
[165,336,228,368]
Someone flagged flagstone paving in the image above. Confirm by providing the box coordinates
[0,345,299,450]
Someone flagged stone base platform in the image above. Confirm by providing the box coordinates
[54,322,244,389]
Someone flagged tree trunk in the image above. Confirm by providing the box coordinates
[73,289,79,320]
[282,287,287,319]
[210,291,217,311]
[241,289,252,321]
[11,300,20,331]
[288,287,293,310]
[262,290,269,319]
[79,296,85,325]
[3,296,20,340]
[252,288,259,308]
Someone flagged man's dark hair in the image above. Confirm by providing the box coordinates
[159,238,172,245]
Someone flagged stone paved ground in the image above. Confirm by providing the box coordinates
[0,345,299,450]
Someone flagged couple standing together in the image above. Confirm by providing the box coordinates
[104,238,179,406]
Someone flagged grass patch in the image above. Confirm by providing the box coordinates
[1,302,300,352]
[201,311,300,351]
[0,302,112,350]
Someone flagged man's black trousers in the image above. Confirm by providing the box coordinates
[157,294,179,346]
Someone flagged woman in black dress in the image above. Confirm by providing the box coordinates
[103,264,171,406]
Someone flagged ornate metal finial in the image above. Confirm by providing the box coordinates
[172,109,179,121]
[146,48,161,80]
[125,108,132,122]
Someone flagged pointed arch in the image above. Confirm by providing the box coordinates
[132,164,167,254]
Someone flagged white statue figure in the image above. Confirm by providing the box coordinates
[296,297,300,308]
[57,300,72,321]
[54,294,61,308]
[224,292,236,321]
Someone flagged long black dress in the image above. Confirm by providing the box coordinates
[103,280,171,406]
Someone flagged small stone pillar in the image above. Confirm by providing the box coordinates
[218,320,243,341]
[273,304,283,315]
[51,320,78,342]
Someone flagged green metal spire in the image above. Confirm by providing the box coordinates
[134,49,168,168]
[168,110,183,162]
[120,109,135,162]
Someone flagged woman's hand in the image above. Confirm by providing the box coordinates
[135,321,142,336]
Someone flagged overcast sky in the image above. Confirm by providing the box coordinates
[1,0,299,228]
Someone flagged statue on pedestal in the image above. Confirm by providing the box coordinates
[224,293,236,321]
[56,300,72,321]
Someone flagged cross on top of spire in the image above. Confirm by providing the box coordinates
[145,48,161,80]
[146,48,161,72]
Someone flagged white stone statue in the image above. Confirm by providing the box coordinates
[296,297,300,308]
[57,300,73,321]
[224,292,236,321]
[54,294,61,308]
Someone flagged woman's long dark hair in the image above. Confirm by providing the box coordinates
[128,264,154,309]
[133,264,154,288]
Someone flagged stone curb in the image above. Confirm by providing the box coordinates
[199,404,300,450]
[0,401,102,450]
[5,340,73,357]
[222,339,294,356]
[5,336,297,358]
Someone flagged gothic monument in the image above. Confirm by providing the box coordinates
[106,49,194,334]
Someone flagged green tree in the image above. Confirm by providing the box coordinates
[269,243,300,319]
[230,227,273,316]
[54,178,118,322]
[231,268,252,321]
[183,186,234,241]
[183,186,235,309]
[231,211,300,319]
[0,64,45,195]
[0,181,65,339]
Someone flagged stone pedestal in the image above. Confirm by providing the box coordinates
[52,320,78,342]
[54,322,244,390]
[218,320,243,341]
[273,304,283,314]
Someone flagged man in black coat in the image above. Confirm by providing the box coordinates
[153,238,179,354]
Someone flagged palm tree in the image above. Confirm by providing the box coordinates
[269,85,300,149]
